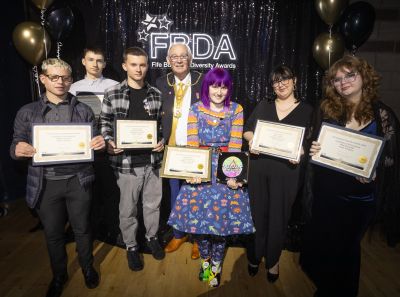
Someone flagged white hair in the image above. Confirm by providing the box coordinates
[167,43,192,58]
[41,58,72,74]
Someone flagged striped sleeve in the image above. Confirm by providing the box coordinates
[187,107,199,147]
[228,104,243,152]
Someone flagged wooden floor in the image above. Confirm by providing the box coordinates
[1,200,400,297]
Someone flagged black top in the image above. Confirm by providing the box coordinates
[127,86,151,167]
[128,86,150,120]
[245,100,313,130]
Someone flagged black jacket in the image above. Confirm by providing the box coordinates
[10,94,98,208]
[156,70,203,144]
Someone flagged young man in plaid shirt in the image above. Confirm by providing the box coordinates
[100,47,165,271]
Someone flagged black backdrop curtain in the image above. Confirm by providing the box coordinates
[25,0,326,115]
[2,0,328,242]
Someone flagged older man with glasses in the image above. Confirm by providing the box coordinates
[156,43,203,259]
[10,58,105,297]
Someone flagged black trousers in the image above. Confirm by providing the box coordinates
[300,194,375,297]
[36,176,93,277]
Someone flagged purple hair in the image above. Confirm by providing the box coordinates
[200,67,233,108]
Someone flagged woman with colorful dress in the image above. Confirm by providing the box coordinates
[301,55,400,297]
[243,65,313,282]
[168,67,255,288]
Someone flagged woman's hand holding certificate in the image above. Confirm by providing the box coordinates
[310,123,384,179]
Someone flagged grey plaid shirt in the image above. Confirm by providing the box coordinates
[100,80,163,172]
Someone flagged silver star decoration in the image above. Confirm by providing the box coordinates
[141,13,158,31]
[158,15,172,30]
[138,29,149,41]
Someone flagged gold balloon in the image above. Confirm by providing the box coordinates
[12,22,51,65]
[31,0,55,9]
[312,32,345,70]
[315,0,348,25]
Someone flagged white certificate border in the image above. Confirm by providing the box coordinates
[32,123,93,166]
[114,119,158,149]
[310,122,385,179]
[251,120,305,161]
[160,146,212,181]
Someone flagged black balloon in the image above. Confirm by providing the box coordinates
[339,1,375,52]
[45,5,75,41]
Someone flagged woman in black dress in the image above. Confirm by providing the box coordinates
[301,55,400,297]
[243,65,313,282]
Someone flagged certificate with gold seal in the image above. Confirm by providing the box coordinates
[32,123,93,165]
[114,120,157,149]
[160,146,212,181]
[251,120,305,162]
[311,122,384,179]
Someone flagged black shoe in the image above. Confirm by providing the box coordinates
[147,237,165,260]
[267,271,279,283]
[46,275,68,297]
[82,266,99,289]
[127,248,144,271]
[247,263,259,277]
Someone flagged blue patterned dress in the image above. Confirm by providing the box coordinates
[167,101,255,236]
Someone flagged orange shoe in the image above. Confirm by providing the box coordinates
[164,236,188,253]
[191,242,200,260]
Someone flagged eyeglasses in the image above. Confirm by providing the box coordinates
[272,78,291,88]
[331,72,358,86]
[45,74,73,83]
[169,54,189,62]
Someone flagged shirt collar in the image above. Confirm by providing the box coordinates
[83,75,104,86]
[174,73,191,85]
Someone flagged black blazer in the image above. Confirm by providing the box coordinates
[156,70,203,143]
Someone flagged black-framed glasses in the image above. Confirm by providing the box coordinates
[331,72,358,86]
[272,78,291,88]
[169,54,189,61]
[45,74,73,83]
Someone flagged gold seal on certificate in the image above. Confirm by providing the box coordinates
[311,122,384,179]
[32,124,93,165]
[76,92,104,117]
[114,120,158,149]
[251,120,305,162]
[160,146,212,181]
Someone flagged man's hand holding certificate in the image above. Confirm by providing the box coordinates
[114,120,158,149]
[32,124,96,165]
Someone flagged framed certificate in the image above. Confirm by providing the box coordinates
[114,120,158,149]
[216,152,249,184]
[251,120,305,161]
[310,122,384,179]
[32,123,93,165]
[76,92,104,117]
[160,146,212,181]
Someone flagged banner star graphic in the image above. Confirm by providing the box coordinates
[138,29,149,41]
[141,13,158,31]
[158,16,172,30]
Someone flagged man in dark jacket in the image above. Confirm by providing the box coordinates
[10,58,105,297]
[156,43,202,259]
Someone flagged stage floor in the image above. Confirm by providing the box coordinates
[1,200,400,297]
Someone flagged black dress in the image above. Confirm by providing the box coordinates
[244,100,313,268]
[300,121,377,297]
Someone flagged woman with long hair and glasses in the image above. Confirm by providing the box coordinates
[300,55,400,297]
[167,67,255,287]
[243,65,313,282]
